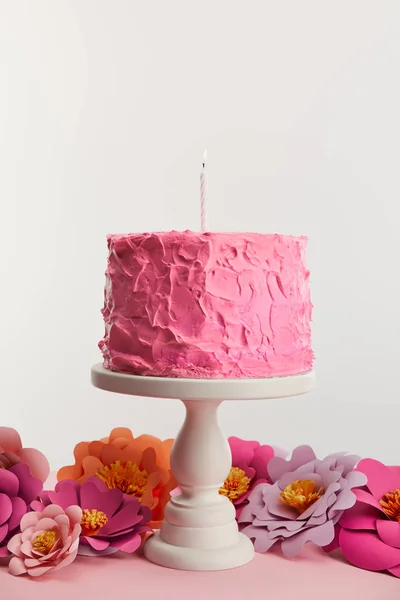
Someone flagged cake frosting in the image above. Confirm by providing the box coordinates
[99,230,313,378]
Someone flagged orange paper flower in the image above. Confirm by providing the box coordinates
[57,428,175,528]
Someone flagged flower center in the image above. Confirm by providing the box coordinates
[80,509,108,536]
[96,460,149,500]
[380,489,400,521]
[280,479,324,514]
[219,467,251,502]
[33,531,57,555]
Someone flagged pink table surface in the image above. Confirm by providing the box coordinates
[0,544,398,600]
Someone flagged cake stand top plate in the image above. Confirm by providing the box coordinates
[91,364,315,401]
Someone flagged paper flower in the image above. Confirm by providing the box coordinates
[0,427,49,483]
[32,477,151,555]
[0,452,20,470]
[7,504,81,576]
[0,463,43,557]
[239,445,367,557]
[57,428,175,528]
[219,437,274,517]
[324,459,400,578]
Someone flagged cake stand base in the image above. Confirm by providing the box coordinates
[144,530,254,571]
[91,364,315,571]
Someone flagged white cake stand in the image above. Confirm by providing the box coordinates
[91,364,315,571]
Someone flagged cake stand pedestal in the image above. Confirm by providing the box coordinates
[91,364,315,571]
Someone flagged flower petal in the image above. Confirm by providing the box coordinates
[281,520,335,557]
[141,472,161,508]
[228,437,259,472]
[41,504,65,520]
[87,441,105,459]
[339,528,400,571]
[64,505,82,525]
[57,441,90,482]
[99,444,122,466]
[0,522,8,543]
[48,479,80,509]
[80,480,122,517]
[250,445,274,481]
[7,533,23,557]
[21,526,36,541]
[9,556,27,576]
[54,515,70,530]
[323,525,341,552]
[81,456,104,480]
[267,445,317,483]
[353,488,385,512]
[0,493,13,526]
[108,428,134,443]
[239,485,264,523]
[376,520,400,549]
[33,518,58,532]
[18,448,49,483]
[9,464,42,504]
[83,536,110,551]
[241,524,278,553]
[263,485,299,520]
[25,557,43,567]
[21,541,34,558]
[0,469,19,497]
[325,453,360,476]
[357,459,400,502]
[100,501,142,535]
[27,564,54,577]
[7,497,28,533]
[53,548,78,571]
[0,428,22,453]
[388,563,400,578]
[105,442,144,469]
[110,531,141,553]
[20,512,40,531]
[265,519,303,532]
[339,502,381,530]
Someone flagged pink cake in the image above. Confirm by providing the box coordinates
[99,231,313,378]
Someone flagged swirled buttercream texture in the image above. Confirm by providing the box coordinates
[99,231,313,378]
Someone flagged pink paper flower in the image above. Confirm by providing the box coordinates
[219,437,275,517]
[33,477,152,555]
[0,452,20,470]
[0,463,43,557]
[239,445,367,557]
[0,427,49,483]
[325,459,400,578]
[7,504,81,577]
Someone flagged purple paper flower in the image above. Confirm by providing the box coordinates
[239,445,367,557]
[32,477,152,555]
[0,463,43,557]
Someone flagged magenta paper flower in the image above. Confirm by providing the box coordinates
[7,504,81,577]
[0,427,49,483]
[239,445,367,557]
[0,463,43,558]
[324,459,400,578]
[33,477,152,555]
[219,437,275,517]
